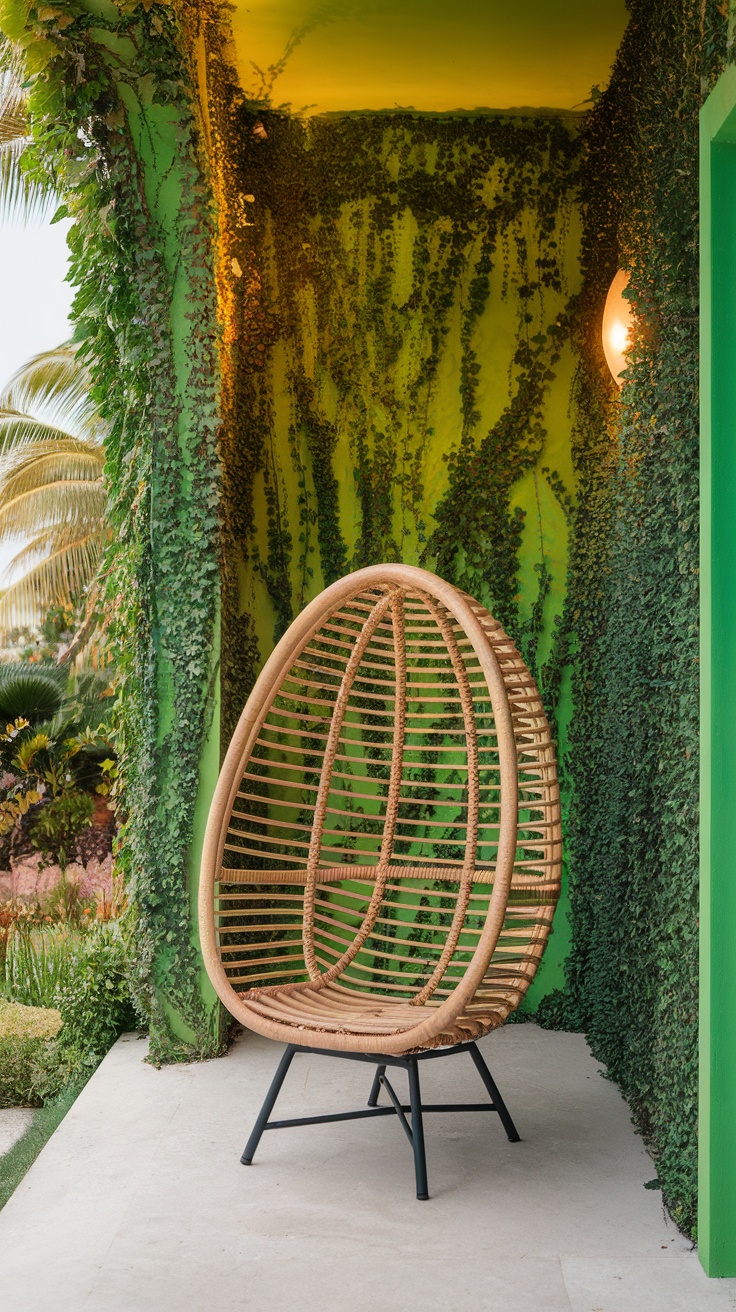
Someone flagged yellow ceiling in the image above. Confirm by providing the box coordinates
[229,0,629,116]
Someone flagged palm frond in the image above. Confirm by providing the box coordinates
[0,36,27,92]
[0,482,106,541]
[0,449,104,496]
[0,341,109,632]
[0,346,105,447]
[0,414,103,457]
[7,521,106,570]
[0,68,56,223]
[0,534,105,628]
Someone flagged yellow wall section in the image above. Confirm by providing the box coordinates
[228,0,628,116]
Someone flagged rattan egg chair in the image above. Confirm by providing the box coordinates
[199,563,561,1197]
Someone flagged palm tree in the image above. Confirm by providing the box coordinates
[0,344,108,632]
[0,47,55,223]
[0,43,102,650]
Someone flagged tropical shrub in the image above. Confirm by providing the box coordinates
[0,918,137,1105]
[28,790,94,869]
[0,666,116,862]
[0,663,66,724]
[0,998,62,1108]
[52,919,135,1059]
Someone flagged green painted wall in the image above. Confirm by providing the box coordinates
[699,62,736,1279]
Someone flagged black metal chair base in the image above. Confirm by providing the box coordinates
[241,1039,520,1200]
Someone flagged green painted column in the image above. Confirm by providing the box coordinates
[117,77,223,1049]
[1,0,224,1052]
[699,63,736,1278]
[72,6,224,1051]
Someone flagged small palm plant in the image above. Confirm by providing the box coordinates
[0,661,66,723]
[0,345,108,632]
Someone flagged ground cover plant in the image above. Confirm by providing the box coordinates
[0,892,136,1210]
[0,997,62,1107]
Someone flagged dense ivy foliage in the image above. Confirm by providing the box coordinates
[543,0,729,1238]
[211,107,584,734]
[0,0,224,1059]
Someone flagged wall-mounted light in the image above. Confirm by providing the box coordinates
[602,270,633,387]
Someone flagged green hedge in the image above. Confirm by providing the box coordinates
[551,0,729,1238]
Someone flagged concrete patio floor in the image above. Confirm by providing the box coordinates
[1,1023,735,1312]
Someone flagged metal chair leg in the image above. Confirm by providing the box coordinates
[367,1063,386,1107]
[407,1057,429,1200]
[468,1042,520,1142]
[241,1045,297,1164]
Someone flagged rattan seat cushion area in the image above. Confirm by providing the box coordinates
[200,563,561,1057]
[241,979,497,1048]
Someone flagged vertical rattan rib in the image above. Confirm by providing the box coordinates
[199,564,561,1056]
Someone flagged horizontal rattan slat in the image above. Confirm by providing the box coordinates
[217,863,556,887]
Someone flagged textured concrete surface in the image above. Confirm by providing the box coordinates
[0,1024,734,1312]
[0,1108,33,1158]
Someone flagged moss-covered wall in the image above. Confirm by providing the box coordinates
[213,104,585,1003]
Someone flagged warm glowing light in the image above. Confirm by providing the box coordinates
[609,318,629,354]
[602,270,634,387]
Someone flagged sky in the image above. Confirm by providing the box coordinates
[0,217,73,380]
[0,217,74,582]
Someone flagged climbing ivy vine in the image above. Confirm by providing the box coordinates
[212,106,585,739]
[538,0,730,1239]
[0,0,224,1060]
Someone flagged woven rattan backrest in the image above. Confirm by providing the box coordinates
[200,565,561,1051]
